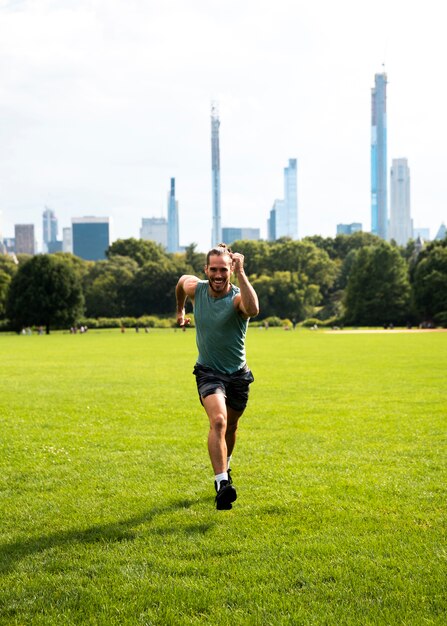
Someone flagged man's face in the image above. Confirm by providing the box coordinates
[205,254,232,295]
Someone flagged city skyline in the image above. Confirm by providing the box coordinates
[0,1,446,252]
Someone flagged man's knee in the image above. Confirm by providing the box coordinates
[210,412,227,433]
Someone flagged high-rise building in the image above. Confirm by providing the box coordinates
[211,102,222,247]
[435,223,446,240]
[222,227,261,245]
[42,207,58,252]
[72,217,109,261]
[268,159,298,240]
[62,227,72,253]
[337,223,363,235]
[267,205,278,241]
[389,158,413,245]
[167,178,179,253]
[371,72,388,239]
[140,217,168,248]
[15,224,35,255]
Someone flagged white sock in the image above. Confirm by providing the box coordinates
[215,471,228,490]
[227,455,232,470]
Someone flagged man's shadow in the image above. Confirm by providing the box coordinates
[1,498,213,574]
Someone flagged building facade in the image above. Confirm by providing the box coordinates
[211,102,222,247]
[72,217,109,261]
[140,217,168,248]
[389,158,412,245]
[435,223,446,240]
[42,207,58,252]
[268,159,298,240]
[222,227,260,245]
[62,227,72,253]
[371,72,388,239]
[167,178,179,253]
[15,224,35,255]
[336,223,363,235]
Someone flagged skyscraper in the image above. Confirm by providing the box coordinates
[42,207,58,252]
[389,158,412,245]
[222,227,260,245]
[211,102,222,247]
[15,224,35,255]
[336,223,363,235]
[72,217,109,261]
[62,227,72,253]
[269,159,298,240]
[141,217,168,248]
[371,72,388,239]
[167,178,179,253]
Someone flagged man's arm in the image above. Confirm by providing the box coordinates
[176,274,199,326]
[231,253,260,319]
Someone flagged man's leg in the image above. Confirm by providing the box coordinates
[201,392,237,509]
[225,406,244,458]
[201,392,228,475]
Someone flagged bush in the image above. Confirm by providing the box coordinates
[302,317,341,328]
[302,318,321,328]
[77,315,180,330]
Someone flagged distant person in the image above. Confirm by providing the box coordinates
[176,244,259,510]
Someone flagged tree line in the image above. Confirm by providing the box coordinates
[1,233,446,333]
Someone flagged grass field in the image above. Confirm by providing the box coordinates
[0,328,446,625]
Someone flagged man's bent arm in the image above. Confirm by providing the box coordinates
[176,274,199,326]
[231,253,259,318]
[236,270,259,318]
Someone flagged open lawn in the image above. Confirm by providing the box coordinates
[0,328,446,625]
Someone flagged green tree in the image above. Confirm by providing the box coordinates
[269,240,337,296]
[252,271,320,321]
[6,255,84,333]
[0,255,18,319]
[107,238,167,267]
[412,240,447,322]
[184,243,206,275]
[126,259,181,316]
[344,242,411,325]
[229,240,271,276]
[84,256,139,318]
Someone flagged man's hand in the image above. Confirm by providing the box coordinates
[177,308,191,327]
[230,252,245,275]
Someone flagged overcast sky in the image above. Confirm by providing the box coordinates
[1,0,446,252]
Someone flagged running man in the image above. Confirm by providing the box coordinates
[176,244,259,510]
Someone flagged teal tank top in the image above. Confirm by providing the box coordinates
[194,280,249,374]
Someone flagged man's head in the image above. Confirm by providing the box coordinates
[205,243,233,295]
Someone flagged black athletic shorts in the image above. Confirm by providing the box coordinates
[193,363,255,412]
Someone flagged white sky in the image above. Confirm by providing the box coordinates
[0,0,446,251]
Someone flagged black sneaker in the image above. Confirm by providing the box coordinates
[215,479,237,510]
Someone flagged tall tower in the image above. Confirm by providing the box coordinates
[371,71,388,239]
[167,177,179,253]
[273,159,298,240]
[389,158,412,245]
[42,206,58,252]
[211,102,222,247]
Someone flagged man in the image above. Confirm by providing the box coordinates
[176,244,259,510]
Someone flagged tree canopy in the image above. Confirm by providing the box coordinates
[1,233,446,329]
[344,242,411,325]
[6,254,84,333]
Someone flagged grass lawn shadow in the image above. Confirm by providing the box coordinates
[0,498,213,573]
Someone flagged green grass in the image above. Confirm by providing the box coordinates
[0,328,446,625]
